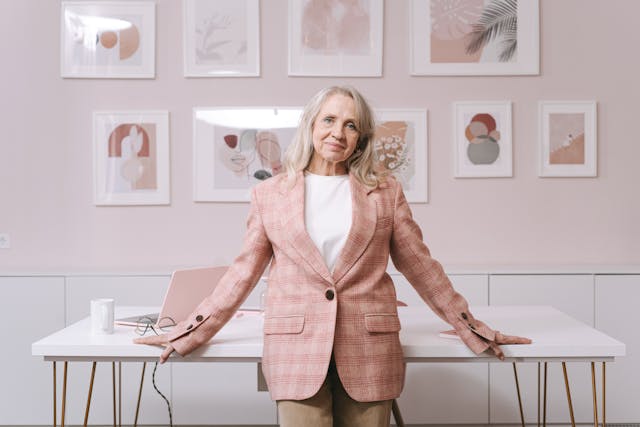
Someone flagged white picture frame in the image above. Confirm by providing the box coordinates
[538,101,597,177]
[453,101,512,178]
[410,0,539,76]
[61,1,156,78]
[193,107,303,202]
[183,0,260,77]
[373,109,428,203]
[93,111,170,205]
[288,0,384,76]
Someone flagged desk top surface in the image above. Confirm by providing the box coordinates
[32,305,625,363]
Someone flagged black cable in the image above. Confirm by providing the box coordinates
[152,361,173,427]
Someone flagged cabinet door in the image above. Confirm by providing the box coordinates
[595,275,640,423]
[64,275,171,426]
[395,274,490,424]
[0,276,65,425]
[489,274,594,424]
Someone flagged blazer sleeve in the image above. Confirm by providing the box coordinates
[166,186,274,357]
[388,181,494,355]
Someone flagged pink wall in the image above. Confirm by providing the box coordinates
[1,0,638,271]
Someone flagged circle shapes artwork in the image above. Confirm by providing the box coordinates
[465,113,500,165]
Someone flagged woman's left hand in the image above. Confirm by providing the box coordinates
[487,332,532,361]
[134,334,175,364]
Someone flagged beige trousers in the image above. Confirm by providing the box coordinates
[277,359,392,427]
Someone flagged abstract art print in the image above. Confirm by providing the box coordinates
[93,111,170,205]
[193,108,303,201]
[410,0,539,75]
[453,101,512,177]
[183,0,260,77]
[61,1,155,78]
[288,0,383,76]
[539,101,597,177]
[373,109,428,203]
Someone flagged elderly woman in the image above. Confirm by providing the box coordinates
[136,86,530,427]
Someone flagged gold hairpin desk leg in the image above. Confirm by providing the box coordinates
[591,362,599,427]
[83,361,97,426]
[61,361,68,427]
[134,362,147,427]
[53,362,57,427]
[112,362,117,427]
[512,362,525,427]
[562,362,576,427]
[118,362,122,427]
[537,362,540,427]
[602,362,606,427]
[391,399,405,427]
[543,362,548,427]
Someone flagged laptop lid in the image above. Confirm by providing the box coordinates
[115,266,228,327]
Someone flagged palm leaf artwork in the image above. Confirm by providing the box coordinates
[466,0,518,62]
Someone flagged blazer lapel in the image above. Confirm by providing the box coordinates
[279,172,334,284]
[331,174,377,284]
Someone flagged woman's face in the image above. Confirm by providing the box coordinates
[309,94,360,174]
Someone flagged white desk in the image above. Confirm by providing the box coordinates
[33,305,625,426]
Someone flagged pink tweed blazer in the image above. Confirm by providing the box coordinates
[166,172,496,402]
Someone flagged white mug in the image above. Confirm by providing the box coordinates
[90,298,115,335]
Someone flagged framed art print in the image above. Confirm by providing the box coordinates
[288,0,383,76]
[453,101,512,178]
[373,109,428,203]
[183,0,260,77]
[193,107,303,202]
[539,101,597,177]
[61,1,156,78]
[93,111,170,205]
[410,0,539,75]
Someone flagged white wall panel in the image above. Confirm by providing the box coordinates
[489,274,594,424]
[0,276,65,425]
[595,275,640,423]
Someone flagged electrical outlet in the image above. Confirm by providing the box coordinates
[0,233,10,249]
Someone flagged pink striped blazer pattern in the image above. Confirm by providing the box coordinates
[166,172,496,402]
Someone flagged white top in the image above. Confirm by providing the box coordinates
[304,172,352,273]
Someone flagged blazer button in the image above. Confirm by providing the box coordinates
[186,324,193,330]
[196,315,203,322]
[461,312,468,320]
[325,289,335,301]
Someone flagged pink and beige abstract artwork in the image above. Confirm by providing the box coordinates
[548,113,585,165]
[430,0,518,63]
[464,113,501,165]
[301,0,371,54]
[106,123,157,193]
[214,125,296,189]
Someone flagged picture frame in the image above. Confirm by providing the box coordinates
[93,111,170,205]
[453,101,512,178]
[183,0,260,77]
[193,107,303,202]
[410,0,539,76]
[373,109,428,203]
[538,101,597,177]
[288,0,383,76]
[60,1,156,78]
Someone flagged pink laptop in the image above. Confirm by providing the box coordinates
[115,266,229,327]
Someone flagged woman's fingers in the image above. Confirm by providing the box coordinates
[488,341,505,361]
[495,332,532,345]
[159,344,175,364]
[133,334,168,346]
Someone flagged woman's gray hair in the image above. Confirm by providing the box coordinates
[283,86,382,188]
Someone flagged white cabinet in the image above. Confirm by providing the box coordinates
[395,274,490,424]
[0,276,65,425]
[595,275,640,423]
[64,275,171,426]
[489,274,595,424]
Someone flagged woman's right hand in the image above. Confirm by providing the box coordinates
[134,334,176,364]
